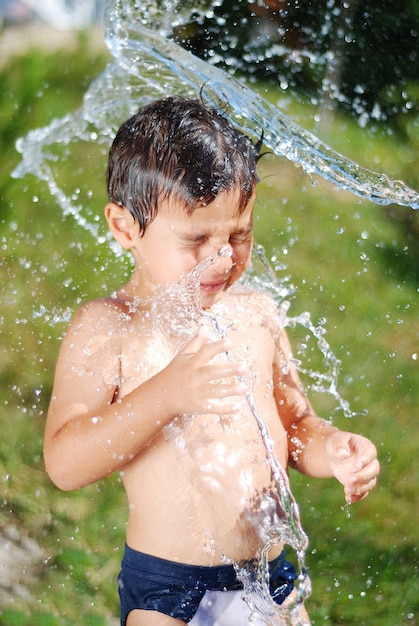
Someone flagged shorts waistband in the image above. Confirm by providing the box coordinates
[122,544,243,590]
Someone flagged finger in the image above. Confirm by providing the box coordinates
[334,444,351,462]
[201,379,247,398]
[181,332,233,363]
[202,396,247,416]
[195,336,234,362]
[201,361,248,381]
[349,436,378,470]
[179,328,213,354]
[353,458,380,482]
[346,485,372,504]
[345,472,378,504]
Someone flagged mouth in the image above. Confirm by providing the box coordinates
[199,279,229,293]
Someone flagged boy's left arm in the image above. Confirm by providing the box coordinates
[274,329,380,504]
[287,416,379,503]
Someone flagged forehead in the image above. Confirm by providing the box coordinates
[163,188,255,233]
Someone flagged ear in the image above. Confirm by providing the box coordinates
[104,203,139,250]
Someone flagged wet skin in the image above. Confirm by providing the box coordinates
[44,188,379,626]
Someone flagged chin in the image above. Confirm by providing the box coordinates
[200,291,223,309]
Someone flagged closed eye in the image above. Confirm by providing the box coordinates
[177,228,252,248]
[229,229,253,244]
[230,234,252,243]
[178,235,208,248]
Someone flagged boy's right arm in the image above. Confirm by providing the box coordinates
[44,301,247,492]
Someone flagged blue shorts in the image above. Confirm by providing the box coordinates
[118,544,297,625]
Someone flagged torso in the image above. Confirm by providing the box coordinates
[100,288,289,565]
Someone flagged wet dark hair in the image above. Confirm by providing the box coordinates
[107,95,260,235]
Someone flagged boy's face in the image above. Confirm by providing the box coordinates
[130,187,255,308]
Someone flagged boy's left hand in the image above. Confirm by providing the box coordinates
[326,431,380,504]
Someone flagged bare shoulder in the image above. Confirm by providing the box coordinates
[221,287,294,360]
[69,295,133,336]
[58,294,141,374]
[50,294,145,394]
[224,286,285,328]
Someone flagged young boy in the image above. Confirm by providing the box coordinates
[44,96,380,626]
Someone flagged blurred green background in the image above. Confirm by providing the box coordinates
[0,11,418,626]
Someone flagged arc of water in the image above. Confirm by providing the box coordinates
[104,0,419,210]
[12,0,419,216]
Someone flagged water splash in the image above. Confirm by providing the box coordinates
[12,0,419,218]
[152,245,371,623]
[242,246,354,419]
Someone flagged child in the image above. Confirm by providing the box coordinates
[44,96,380,626]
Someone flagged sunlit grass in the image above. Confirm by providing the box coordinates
[1,33,418,626]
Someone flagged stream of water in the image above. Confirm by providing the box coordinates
[12,0,419,215]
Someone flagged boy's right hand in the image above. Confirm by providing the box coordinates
[158,330,248,417]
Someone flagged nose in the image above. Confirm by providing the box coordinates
[212,244,234,274]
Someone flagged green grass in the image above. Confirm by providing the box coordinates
[1,32,418,626]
